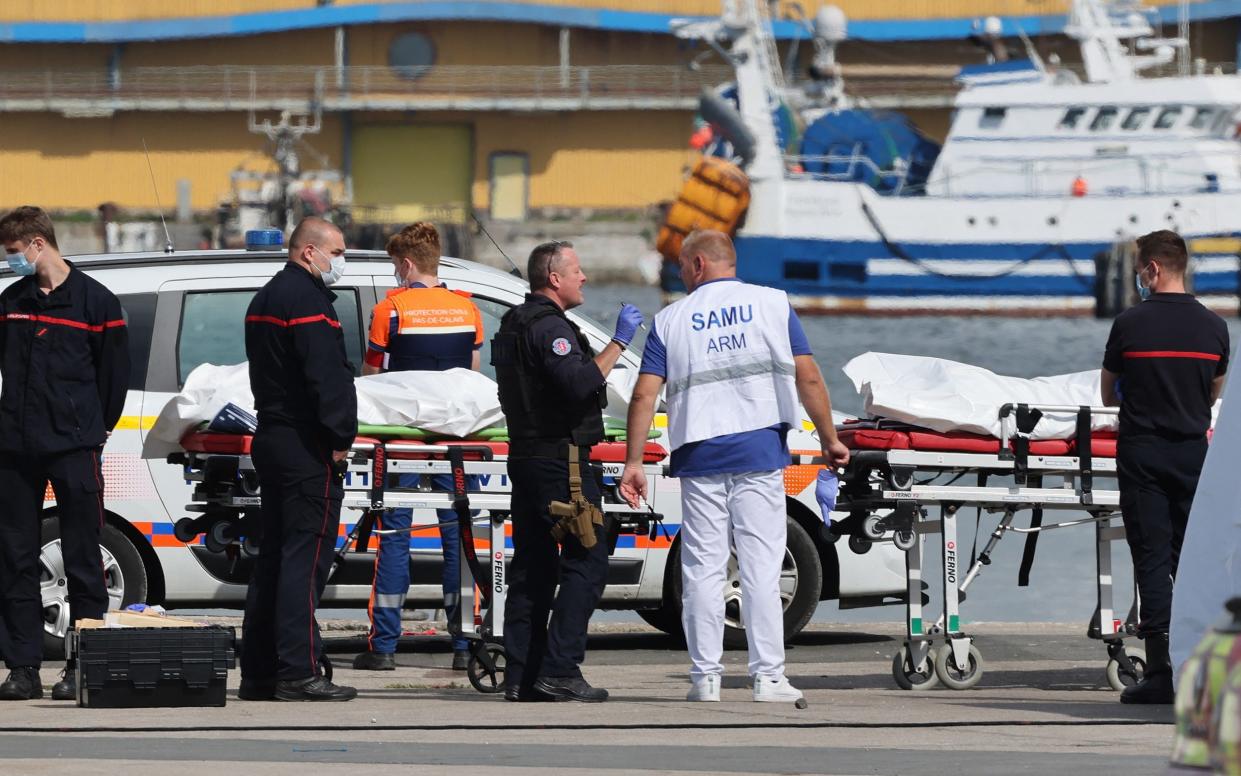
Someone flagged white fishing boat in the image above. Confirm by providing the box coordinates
[661,0,1241,314]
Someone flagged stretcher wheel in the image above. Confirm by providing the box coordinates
[847,535,872,555]
[205,521,232,553]
[241,536,261,557]
[239,471,261,496]
[885,469,914,490]
[467,645,506,694]
[892,645,939,691]
[1105,647,1146,691]
[862,514,885,540]
[892,530,916,551]
[934,643,984,690]
[318,655,333,682]
[173,518,199,543]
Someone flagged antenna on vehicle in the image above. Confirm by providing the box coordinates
[469,210,522,278]
[141,138,175,254]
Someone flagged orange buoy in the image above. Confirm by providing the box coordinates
[1071,176,1088,197]
[656,155,751,261]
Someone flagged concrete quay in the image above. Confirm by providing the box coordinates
[0,621,1174,775]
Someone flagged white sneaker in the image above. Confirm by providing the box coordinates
[687,674,721,702]
[752,674,803,703]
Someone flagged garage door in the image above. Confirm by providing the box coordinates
[351,124,472,224]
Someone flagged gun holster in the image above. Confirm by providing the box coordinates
[549,445,604,550]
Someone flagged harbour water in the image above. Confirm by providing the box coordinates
[583,283,1241,625]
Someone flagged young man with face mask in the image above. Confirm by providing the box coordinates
[240,217,358,702]
[0,206,130,702]
[351,222,484,672]
[1100,229,1229,704]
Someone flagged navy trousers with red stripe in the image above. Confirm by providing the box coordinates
[241,426,344,683]
[0,448,110,669]
[1117,434,1208,638]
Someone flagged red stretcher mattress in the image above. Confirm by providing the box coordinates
[837,425,1118,458]
[181,432,669,464]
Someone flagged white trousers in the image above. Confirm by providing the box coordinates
[679,469,787,680]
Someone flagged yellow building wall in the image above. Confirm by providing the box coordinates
[467,111,697,210]
[0,112,343,212]
[0,0,1196,23]
[341,110,697,212]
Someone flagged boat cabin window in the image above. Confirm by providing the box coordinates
[1121,107,1151,130]
[1153,107,1182,129]
[1058,107,1087,129]
[1190,107,1218,130]
[979,107,1006,129]
[1090,107,1119,131]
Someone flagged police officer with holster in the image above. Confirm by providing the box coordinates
[1101,229,1229,704]
[239,217,359,702]
[492,241,643,702]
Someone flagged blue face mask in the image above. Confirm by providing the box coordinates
[1135,268,1151,302]
[5,245,39,276]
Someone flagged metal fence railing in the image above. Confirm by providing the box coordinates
[0,64,735,109]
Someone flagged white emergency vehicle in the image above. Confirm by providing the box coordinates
[2,241,905,655]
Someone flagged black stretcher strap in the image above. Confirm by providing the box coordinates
[1017,506,1043,587]
[355,510,377,553]
[448,447,491,606]
[1011,404,1043,485]
[1076,406,1093,499]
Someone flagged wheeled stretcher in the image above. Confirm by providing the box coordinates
[169,430,669,693]
[821,403,1145,692]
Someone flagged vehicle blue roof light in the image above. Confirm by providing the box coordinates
[245,229,284,251]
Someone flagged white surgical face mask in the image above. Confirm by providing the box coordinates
[6,244,41,276]
[314,246,346,286]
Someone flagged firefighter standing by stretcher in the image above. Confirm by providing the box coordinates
[238,217,359,702]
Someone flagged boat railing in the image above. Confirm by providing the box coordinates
[784,151,914,194]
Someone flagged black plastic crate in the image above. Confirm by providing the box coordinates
[75,625,236,708]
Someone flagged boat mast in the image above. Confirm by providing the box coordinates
[727,0,786,181]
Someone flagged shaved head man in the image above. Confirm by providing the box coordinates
[622,229,848,704]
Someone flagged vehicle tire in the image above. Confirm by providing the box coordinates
[41,517,148,659]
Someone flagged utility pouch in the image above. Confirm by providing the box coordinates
[549,445,604,550]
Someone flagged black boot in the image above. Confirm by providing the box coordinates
[351,651,396,671]
[274,676,358,702]
[533,676,609,703]
[0,668,43,701]
[1121,633,1174,704]
[51,662,76,701]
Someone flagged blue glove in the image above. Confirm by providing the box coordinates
[1113,376,1124,403]
[614,303,644,347]
[815,468,838,524]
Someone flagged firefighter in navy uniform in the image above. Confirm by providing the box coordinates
[238,217,359,702]
[1101,229,1230,705]
[0,206,129,702]
[492,241,643,703]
